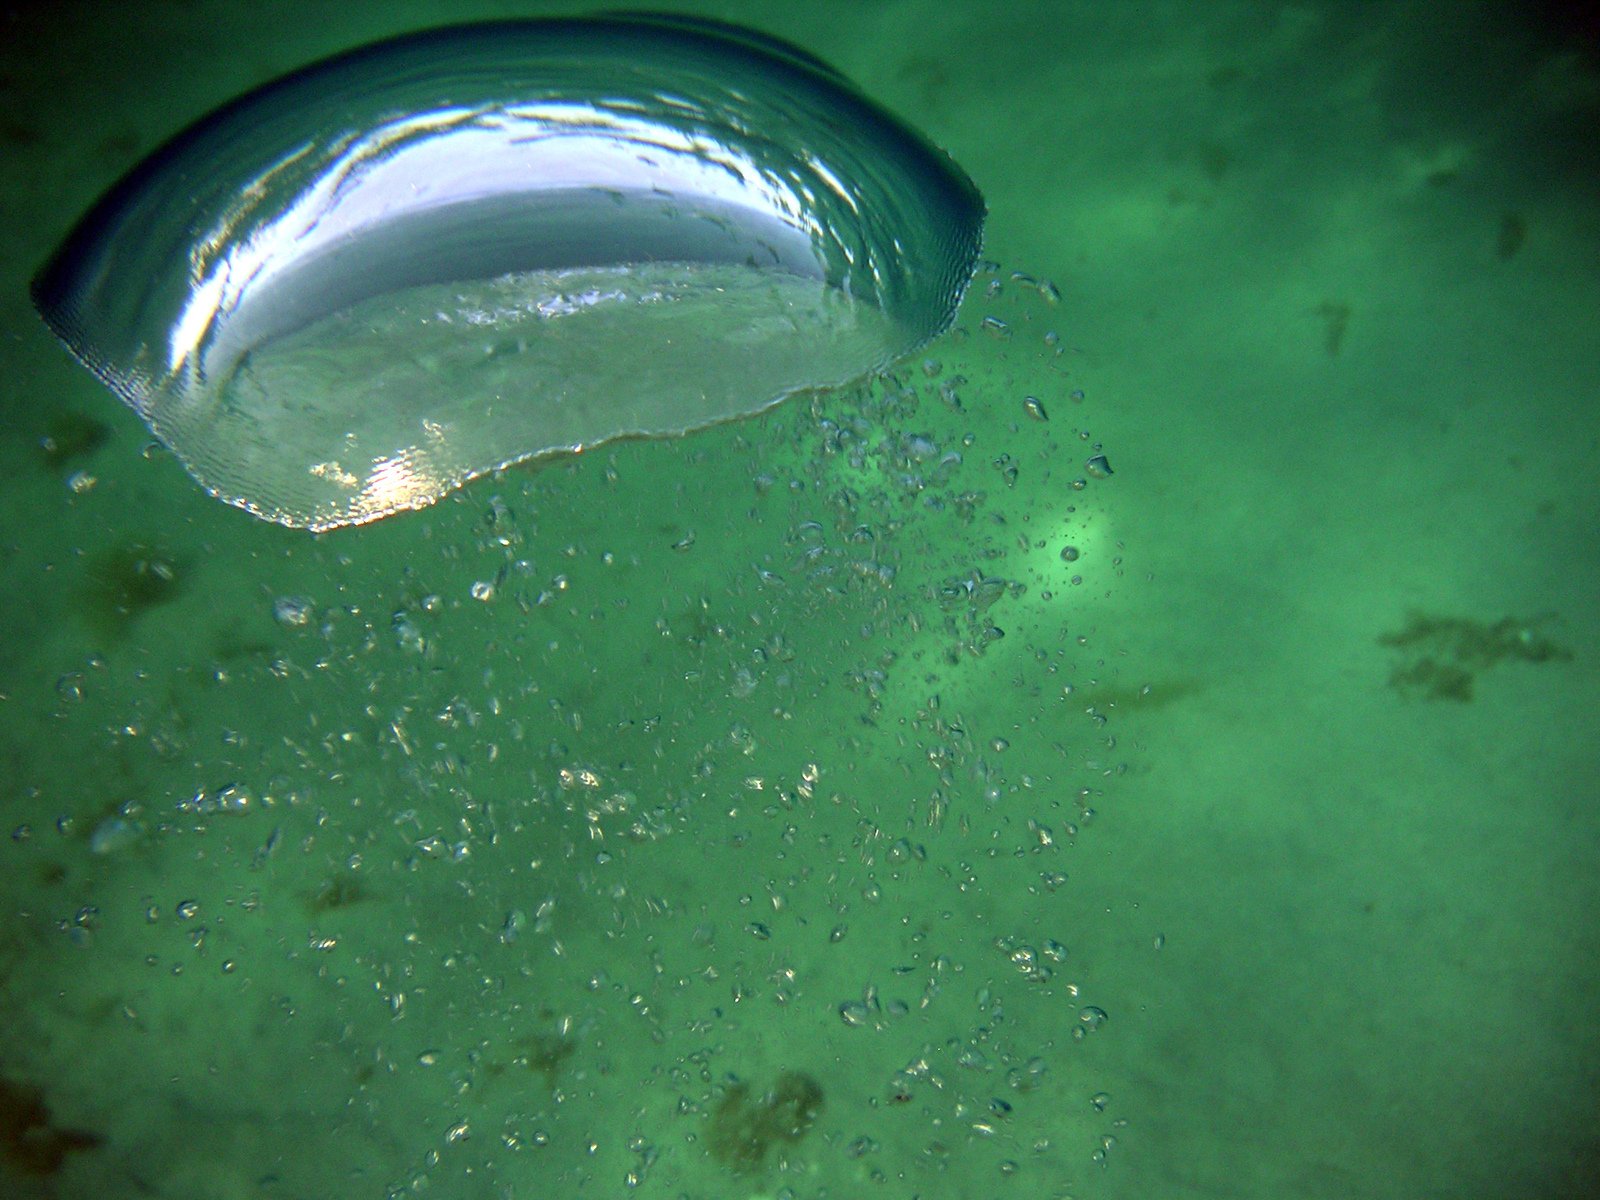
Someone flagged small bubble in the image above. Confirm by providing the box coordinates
[89,817,140,856]
[839,1000,870,1027]
[214,784,252,814]
[1077,1004,1108,1032]
[272,595,314,628]
[470,579,496,602]
[1059,545,1080,563]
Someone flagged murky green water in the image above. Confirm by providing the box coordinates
[9,5,1597,1198]
[4,267,1136,1196]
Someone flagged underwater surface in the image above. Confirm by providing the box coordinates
[2,2,1597,1198]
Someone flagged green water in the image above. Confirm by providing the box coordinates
[3,4,1597,1199]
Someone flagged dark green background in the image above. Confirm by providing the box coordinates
[2,3,1596,1198]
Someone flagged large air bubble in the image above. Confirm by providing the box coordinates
[31,15,985,531]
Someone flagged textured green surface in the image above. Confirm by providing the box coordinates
[2,3,1597,1199]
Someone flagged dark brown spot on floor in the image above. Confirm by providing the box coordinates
[80,540,185,641]
[0,1077,103,1178]
[1379,611,1573,701]
[1315,301,1352,356]
[1496,212,1527,259]
[707,1070,824,1176]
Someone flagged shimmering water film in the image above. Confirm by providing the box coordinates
[30,16,984,531]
